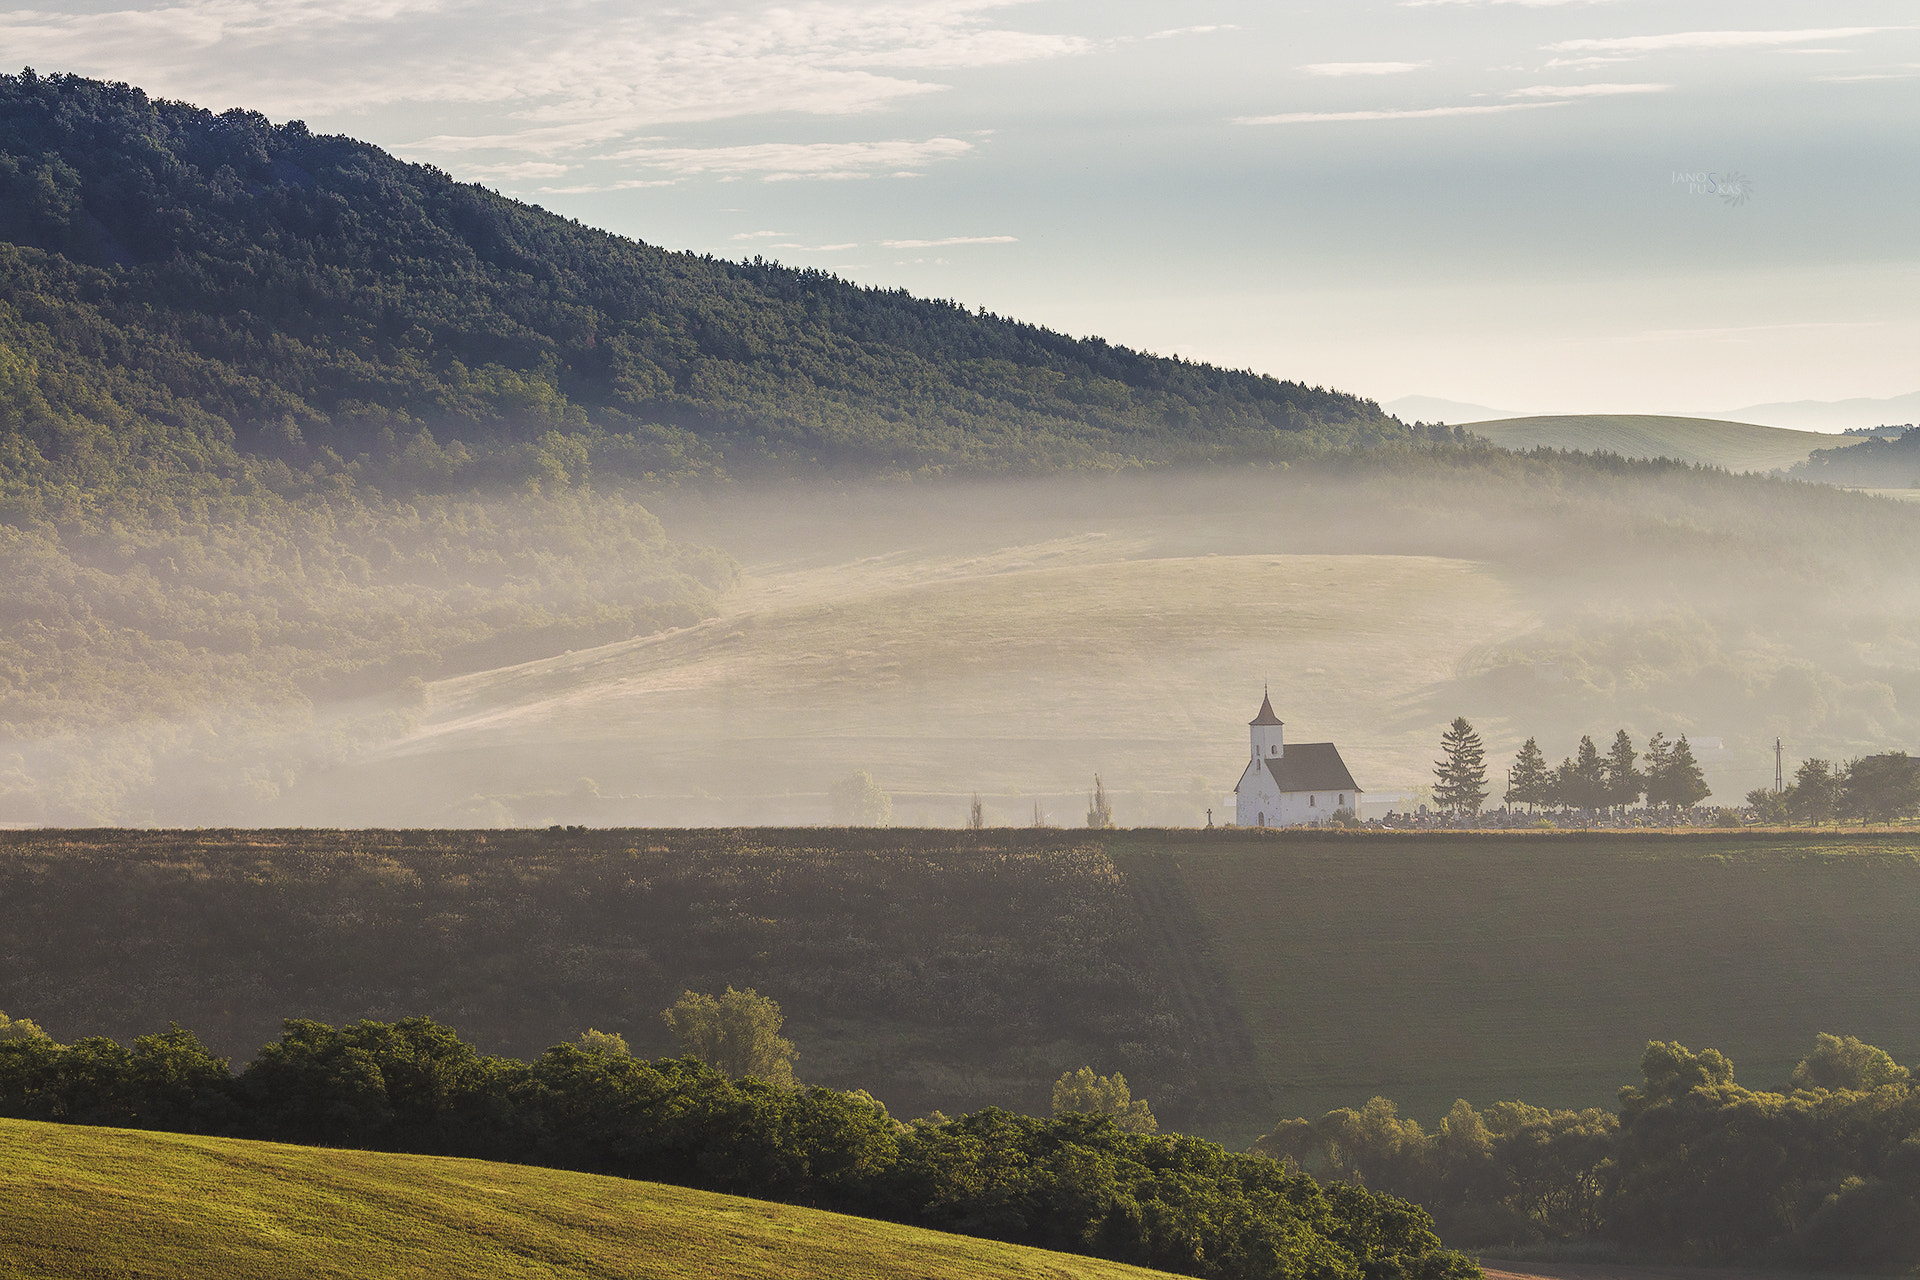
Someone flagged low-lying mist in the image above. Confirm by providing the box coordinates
[7,449,1919,827]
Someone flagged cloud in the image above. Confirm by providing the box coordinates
[768,242,862,251]
[1300,62,1430,77]
[1404,0,1625,6]
[731,230,795,240]
[1548,27,1912,55]
[1147,25,1238,40]
[1237,102,1570,125]
[610,137,977,181]
[880,235,1017,247]
[457,160,572,181]
[1817,67,1920,82]
[534,178,680,194]
[1504,82,1670,98]
[0,1,1090,145]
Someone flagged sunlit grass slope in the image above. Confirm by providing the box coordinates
[1114,831,1920,1140]
[354,550,1529,827]
[0,1118,1183,1280]
[1462,415,1860,472]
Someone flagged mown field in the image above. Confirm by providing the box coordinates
[1460,415,1860,473]
[7,828,1920,1146]
[0,1118,1185,1280]
[1115,830,1920,1141]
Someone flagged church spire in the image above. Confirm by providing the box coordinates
[1249,685,1283,727]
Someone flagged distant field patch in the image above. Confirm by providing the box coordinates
[1116,831,1920,1138]
[0,1119,1184,1280]
[1462,415,1860,473]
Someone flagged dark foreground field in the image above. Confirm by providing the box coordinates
[4,828,1917,1139]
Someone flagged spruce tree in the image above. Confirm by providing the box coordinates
[1643,733,1673,807]
[1571,735,1608,811]
[1658,735,1711,811]
[1508,738,1549,813]
[1433,717,1489,816]
[1603,730,1645,813]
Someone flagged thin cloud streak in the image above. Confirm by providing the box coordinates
[1504,82,1670,97]
[1300,61,1431,77]
[605,137,978,182]
[1238,102,1569,125]
[1548,27,1912,54]
[880,235,1017,247]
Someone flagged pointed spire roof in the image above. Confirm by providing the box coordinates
[1249,686,1283,726]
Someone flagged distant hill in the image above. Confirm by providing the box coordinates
[1383,394,1527,424]
[1459,414,1863,473]
[1720,390,1920,433]
[0,1118,1184,1280]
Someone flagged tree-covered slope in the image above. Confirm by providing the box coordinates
[0,69,1399,498]
[1461,414,1857,473]
[1793,428,1920,488]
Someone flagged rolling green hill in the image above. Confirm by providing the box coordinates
[1460,414,1862,473]
[0,1118,1186,1280]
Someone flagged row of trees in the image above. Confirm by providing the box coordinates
[0,1006,1474,1280]
[1506,729,1709,814]
[1256,1034,1920,1270]
[1432,719,1710,817]
[1746,751,1920,825]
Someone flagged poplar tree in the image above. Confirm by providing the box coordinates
[1508,738,1549,813]
[1433,717,1489,816]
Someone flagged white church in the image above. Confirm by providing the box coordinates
[1233,689,1362,827]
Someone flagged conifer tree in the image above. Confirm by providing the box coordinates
[1433,717,1489,816]
[1508,737,1549,813]
[1648,734,1711,811]
[1603,729,1645,813]
[1570,735,1608,811]
[1644,732,1672,804]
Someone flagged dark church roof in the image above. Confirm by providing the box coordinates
[1249,691,1284,726]
[1262,744,1361,794]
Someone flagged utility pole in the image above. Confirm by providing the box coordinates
[1774,738,1785,793]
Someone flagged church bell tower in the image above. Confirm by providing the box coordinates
[1250,687,1285,762]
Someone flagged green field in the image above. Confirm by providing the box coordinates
[1461,415,1861,473]
[1112,831,1920,1140]
[0,1118,1183,1280]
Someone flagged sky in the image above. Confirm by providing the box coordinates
[7,0,1918,420]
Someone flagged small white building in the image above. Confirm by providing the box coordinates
[1233,690,1362,828]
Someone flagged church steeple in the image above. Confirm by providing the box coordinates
[1249,686,1285,761]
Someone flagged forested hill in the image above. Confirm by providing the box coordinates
[0,69,1398,498]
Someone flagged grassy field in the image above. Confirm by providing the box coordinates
[1461,415,1860,472]
[1112,830,1920,1141]
[0,1118,1183,1280]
